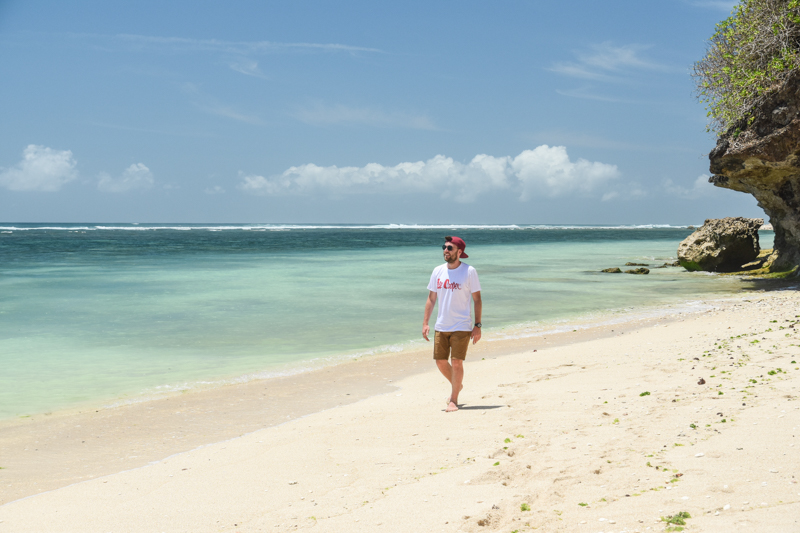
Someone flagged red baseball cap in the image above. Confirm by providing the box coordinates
[446,236,468,258]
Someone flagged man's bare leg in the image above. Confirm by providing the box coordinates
[436,358,464,412]
[448,359,464,410]
[436,359,462,400]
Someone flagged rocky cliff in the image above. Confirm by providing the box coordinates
[708,70,800,272]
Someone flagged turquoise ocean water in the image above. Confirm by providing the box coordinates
[0,224,773,420]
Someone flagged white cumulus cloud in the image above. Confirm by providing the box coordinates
[511,145,620,200]
[98,163,155,192]
[238,146,619,202]
[0,145,78,191]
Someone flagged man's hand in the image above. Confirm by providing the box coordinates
[471,326,481,344]
[423,324,430,341]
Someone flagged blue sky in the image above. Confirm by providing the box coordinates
[0,0,762,223]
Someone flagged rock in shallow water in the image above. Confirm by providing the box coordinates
[678,217,762,272]
[601,267,622,273]
[624,267,649,275]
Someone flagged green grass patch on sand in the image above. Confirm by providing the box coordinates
[662,512,691,524]
[661,511,691,531]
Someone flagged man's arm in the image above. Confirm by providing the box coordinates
[471,291,482,344]
[422,290,437,341]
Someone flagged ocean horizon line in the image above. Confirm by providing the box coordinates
[0,222,722,231]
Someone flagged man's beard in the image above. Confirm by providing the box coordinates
[445,253,458,264]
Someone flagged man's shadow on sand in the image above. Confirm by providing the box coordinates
[452,405,503,410]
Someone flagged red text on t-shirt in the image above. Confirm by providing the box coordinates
[437,279,461,290]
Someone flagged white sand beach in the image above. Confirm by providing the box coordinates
[1,289,799,532]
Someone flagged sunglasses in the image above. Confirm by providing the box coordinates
[442,244,456,251]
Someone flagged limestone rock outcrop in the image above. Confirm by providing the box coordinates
[678,217,763,272]
[709,71,800,271]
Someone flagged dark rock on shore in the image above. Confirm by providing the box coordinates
[624,268,650,275]
[625,262,649,266]
[708,70,800,273]
[720,248,798,278]
[601,267,622,273]
[678,217,762,272]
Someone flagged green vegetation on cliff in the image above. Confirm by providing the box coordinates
[693,0,800,135]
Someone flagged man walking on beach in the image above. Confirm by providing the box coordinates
[422,236,482,412]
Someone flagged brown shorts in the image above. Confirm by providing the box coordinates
[433,330,471,360]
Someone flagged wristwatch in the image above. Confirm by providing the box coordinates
[474,322,482,328]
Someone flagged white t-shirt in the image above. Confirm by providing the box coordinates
[427,262,481,332]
